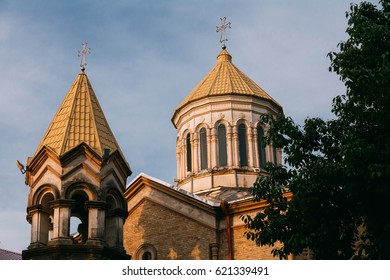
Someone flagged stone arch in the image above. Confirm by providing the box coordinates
[64,182,98,201]
[103,187,127,211]
[180,128,193,141]
[214,118,230,129]
[234,118,251,128]
[64,183,97,244]
[31,184,59,206]
[135,243,157,260]
[28,184,58,246]
[194,122,210,132]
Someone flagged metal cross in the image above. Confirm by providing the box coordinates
[77,42,91,71]
[216,17,231,49]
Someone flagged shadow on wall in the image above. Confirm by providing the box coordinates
[129,199,219,260]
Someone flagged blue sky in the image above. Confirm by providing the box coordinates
[0,0,371,253]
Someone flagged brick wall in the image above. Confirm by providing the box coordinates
[124,199,219,260]
[231,225,278,260]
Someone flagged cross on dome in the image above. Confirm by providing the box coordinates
[216,17,231,49]
[77,42,91,71]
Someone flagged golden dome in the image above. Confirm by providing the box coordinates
[175,48,282,111]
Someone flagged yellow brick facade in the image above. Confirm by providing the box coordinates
[124,199,218,260]
[231,225,277,260]
[123,174,283,260]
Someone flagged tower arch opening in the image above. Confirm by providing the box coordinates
[70,192,89,244]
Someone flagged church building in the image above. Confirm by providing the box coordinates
[19,22,295,260]
[123,45,285,260]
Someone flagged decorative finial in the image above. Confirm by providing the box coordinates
[77,42,91,71]
[216,17,231,49]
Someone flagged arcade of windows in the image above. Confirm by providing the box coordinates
[182,122,278,176]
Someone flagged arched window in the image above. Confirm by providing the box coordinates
[273,146,278,166]
[217,124,227,166]
[136,244,157,260]
[238,123,248,167]
[186,133,192,172]
[199,128,208,170]
[257,126,266,169]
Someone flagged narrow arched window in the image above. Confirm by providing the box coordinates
[186,134,192,172]
[199,128,208,170]
[257,126,266,169]
[217,124,227,166]
[273,146,278,166]
[238,123,248,167]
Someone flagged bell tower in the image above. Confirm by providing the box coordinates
[21,44,132,259]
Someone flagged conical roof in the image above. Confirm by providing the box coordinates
[175,48,281,111]
[35,71,123,158]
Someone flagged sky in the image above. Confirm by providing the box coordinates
[0,0,375,253]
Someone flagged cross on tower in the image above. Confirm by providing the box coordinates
[216,17,231,49]
[77,42,91,71]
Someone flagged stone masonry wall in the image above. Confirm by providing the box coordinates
[124,199,218,260]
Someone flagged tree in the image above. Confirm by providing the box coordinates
[243,0,390,259]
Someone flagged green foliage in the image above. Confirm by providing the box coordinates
[243,0,390,259]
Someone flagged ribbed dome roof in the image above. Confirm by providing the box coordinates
[35,71,123,158]
[175,48,281,111]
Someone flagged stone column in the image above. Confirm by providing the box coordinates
[211,127,217,169]
[86,201,107,245]
[248,126,255,168]
[176,141,182,180]
[105,208,127,249]
[253,126,259,169]
[193,133,199,173]
[232,126,239,168]
[27,205,51,248]
[208,127,214,169]
[49,199,74,245]
[180,139,186,178]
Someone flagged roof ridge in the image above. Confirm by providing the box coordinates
[59,72,83,155]
[82,73,102,154]
[0,248,21,254]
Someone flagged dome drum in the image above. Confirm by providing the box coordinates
[173,49,282,192]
